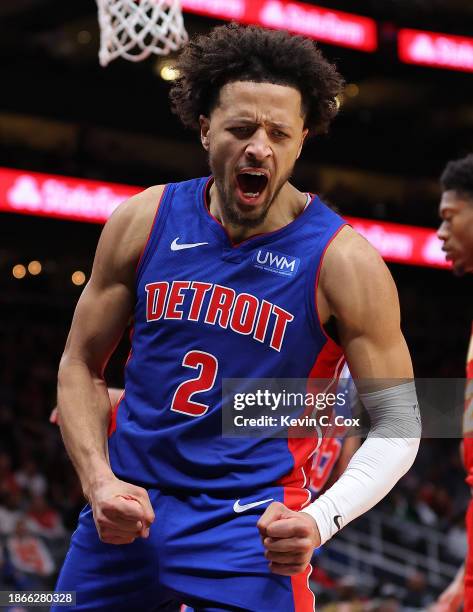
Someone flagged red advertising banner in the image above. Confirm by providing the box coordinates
[181,0,377,52]
[345,217,448,270]
[0,167,448,269]
[0,167,139,224]
[399,28,473,73]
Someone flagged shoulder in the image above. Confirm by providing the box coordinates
[320,225,398,325]
[100,185,166,264]
[107,185,166,241]
[92,185,166,284]
[321,225,393,288]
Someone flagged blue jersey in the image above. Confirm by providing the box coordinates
[108,176,346,503]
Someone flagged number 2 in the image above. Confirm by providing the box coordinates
[171,350,218,417]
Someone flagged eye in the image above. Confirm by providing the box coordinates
[272,130,287,139]
[229,126,253,137]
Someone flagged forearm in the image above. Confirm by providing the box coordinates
[302,381,421,544]
[453,563,465,585]
[57,356,114,497]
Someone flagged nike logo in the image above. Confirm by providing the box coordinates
[233,498,274,513]
[171,237,209,251]
[334,515,342,530]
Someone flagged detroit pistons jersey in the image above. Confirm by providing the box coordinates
[107,176,347,498]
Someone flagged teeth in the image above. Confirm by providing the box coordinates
[241,171,265,176]
[244,192,260,197]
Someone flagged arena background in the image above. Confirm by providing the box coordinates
[0,1,472,610]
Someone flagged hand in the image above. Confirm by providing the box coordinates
[429,578,464,612]
[257,501,321,575]
[87,474,155,545]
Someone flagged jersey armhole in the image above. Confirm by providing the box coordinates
[135,184,173,286]
[310,222,348,346]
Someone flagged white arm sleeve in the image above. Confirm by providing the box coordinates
[301,381,421,545]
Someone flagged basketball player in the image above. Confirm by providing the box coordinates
[432,154,473,612]
[53,24,421,611]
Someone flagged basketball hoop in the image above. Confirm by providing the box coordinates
[96,0,188,67]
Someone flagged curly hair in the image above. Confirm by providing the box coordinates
[440,154,473,198]
[170,23,344,136]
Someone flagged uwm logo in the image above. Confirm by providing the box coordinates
[253,249,300,277]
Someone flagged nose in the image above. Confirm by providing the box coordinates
[437,221,449,241]
[245,128,272,162]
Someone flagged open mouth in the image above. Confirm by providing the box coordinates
[235,170,269,202]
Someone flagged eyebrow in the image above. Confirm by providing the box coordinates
[439,206,455,218]
[225,118,292,130]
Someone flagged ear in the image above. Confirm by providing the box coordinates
[200,115,211,151]
[296,128,309,159]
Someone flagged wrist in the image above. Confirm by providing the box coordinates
[300,502,332,547]
[81,463,115,501]
[299,509,322,548]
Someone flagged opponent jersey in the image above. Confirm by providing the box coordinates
[108,176,346,497]
[463,324,473,486]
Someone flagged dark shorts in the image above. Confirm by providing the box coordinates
[53,487,314,611]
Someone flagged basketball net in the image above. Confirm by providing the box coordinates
[96,0,188,67]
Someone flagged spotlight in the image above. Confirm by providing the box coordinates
[12,264,26,279]
[71,271,86,286]
[28,260,42,275]
[345,83,360,98]
[158,62,180,81]
[77,30,92,45]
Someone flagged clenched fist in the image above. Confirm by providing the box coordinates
[257,501,321,576]
[87,474,155,545]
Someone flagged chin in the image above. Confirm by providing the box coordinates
[452,262,467,277]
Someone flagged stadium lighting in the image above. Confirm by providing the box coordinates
[159,63,180,81]
[71,270,85,287]
[77,30,92,45]
[71,271,86,286]
[28,260,42,275]
[12,264,26,279]
[345,83,359,98]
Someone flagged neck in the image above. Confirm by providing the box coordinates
[208,181,307,243]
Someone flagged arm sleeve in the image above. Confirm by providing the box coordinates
[301,381,421,545]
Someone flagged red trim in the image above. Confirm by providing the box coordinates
[108,387,126,437]
[283,340,344,612]
[135,185,168,274]
[283,489,315,611]
[314,223,348,343]
[277,339,344,507]
[291,565,315,612]
[276,247,345,496]
[108,327,134,437]
[308,337,345,381]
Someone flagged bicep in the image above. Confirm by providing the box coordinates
[62,278,134,375]
[340,313,413,381]
[61,200,141,374]
[61,185,164,373]
[322,229,413,381]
